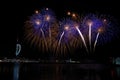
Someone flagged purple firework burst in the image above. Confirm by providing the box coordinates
[58,18,78,44]
[24,8,119,55]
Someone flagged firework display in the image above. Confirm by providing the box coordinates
[24,8,118,55]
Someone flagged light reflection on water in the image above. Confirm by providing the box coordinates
[0,62,120,80]
[116,67,120,78]
[13,62,19,80]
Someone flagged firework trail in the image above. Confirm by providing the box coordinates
[88,22,92,53]
[93,32,99,52]
[49,25,51,45]
[35,19,48,49]
[41,8,56,48]
[58,32,65,46]
[56,27,68,54]
[44,15,52,46]
[75,26,88,53]
[40,28,47,49]
[55,18,77,54]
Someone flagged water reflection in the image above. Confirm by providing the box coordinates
[13,62,20,80]
[0,63,120,80]
[116,67,120,78]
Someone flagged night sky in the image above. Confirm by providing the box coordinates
[1,0,120,59]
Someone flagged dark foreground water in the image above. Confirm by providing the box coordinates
[0,62,120,80]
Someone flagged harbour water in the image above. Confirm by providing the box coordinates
[0,62,120,80]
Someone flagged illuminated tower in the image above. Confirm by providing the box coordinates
[15,38,21,57]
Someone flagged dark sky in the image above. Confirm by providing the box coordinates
[1,0,120,58]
